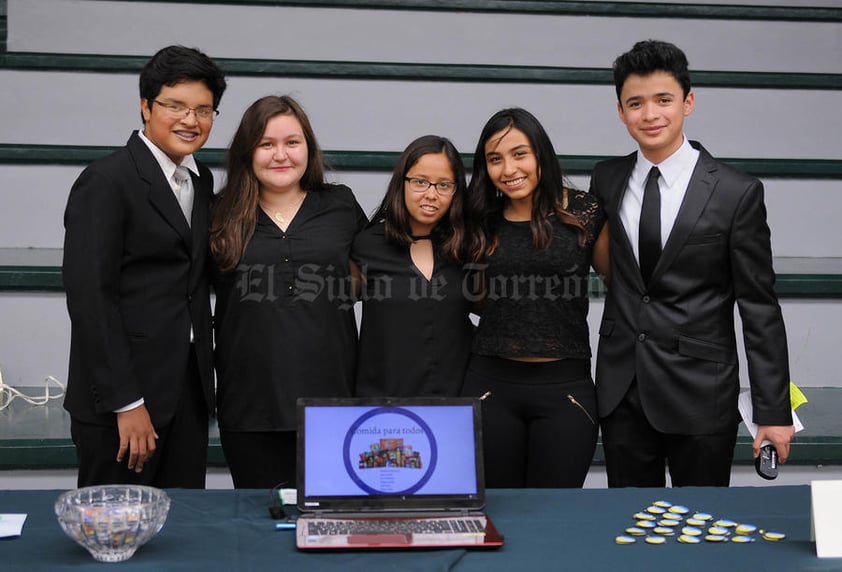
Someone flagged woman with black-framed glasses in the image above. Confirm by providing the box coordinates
[351,135,476,398]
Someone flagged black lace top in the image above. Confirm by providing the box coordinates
[472,190,606,359]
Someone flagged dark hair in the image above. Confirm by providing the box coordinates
[138,45,227,123]
[613,39,691,102]
[370,135,467,263]
[210,95,327,271]
[466,108,585,262]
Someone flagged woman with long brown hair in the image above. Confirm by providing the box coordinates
[461,107,609,488]
[210,95,366,488]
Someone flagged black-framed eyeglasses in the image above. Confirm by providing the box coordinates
[152,100,219,121]
[404,177,457,195]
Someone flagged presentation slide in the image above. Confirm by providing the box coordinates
[303,405,478,497]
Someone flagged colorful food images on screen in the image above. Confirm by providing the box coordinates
[358,438,423,469]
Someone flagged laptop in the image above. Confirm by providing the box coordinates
[294,396,504,550]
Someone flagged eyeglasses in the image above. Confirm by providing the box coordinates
[152,100,219,121]
[404,177,457,195]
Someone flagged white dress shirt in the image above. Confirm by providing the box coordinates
[619,135,700,264]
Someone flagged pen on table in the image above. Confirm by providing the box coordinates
[275,521,296,530]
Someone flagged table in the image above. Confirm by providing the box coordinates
[2,486,840,571]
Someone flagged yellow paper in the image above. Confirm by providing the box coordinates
[790,381,808,410]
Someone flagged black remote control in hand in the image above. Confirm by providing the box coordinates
[755,444,778,480]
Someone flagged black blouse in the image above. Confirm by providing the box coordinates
[213,184,367,431]
[472,189,606,359]
[351,222,475,397]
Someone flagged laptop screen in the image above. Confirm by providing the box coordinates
[296,397,486,513]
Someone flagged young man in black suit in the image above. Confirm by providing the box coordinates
[63,46,226,487]
[589,40,794,487]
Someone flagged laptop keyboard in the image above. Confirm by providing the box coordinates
[306,517,486,536]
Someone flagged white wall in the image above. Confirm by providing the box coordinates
[8,1,842,74]
[1,0,840,495]
[2,1,841,389]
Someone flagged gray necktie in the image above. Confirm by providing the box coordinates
[639,166,661,284]
[173,166,193,227]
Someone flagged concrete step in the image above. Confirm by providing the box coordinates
[1,390,838,470]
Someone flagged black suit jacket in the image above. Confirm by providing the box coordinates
[589,141,792,434]
[63,131,215,427]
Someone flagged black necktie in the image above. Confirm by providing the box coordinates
[639,166,661,284]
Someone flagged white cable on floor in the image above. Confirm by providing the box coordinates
[0,367,65,410]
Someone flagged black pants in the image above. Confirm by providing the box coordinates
[600,379,737,487]
[220,429,297,489]
[461,355,598,488]
[71,352,208,489]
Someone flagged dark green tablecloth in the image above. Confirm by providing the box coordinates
[1,485,840,571]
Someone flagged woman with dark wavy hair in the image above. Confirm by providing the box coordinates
[461,108,609,488]
[352,135,475,397]
[210,95,366,489]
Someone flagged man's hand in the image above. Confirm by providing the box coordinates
[753,425,795,463]
[116,405,158,473]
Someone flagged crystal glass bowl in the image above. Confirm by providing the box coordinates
[54,485,171,562]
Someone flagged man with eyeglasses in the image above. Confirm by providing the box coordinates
[62,45,227,488]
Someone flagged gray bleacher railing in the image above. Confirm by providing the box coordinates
[2,246,841,298]
[118,0,842,23]
[2,52,841,90]
[1,144,842,179]
[3,388,841,469]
